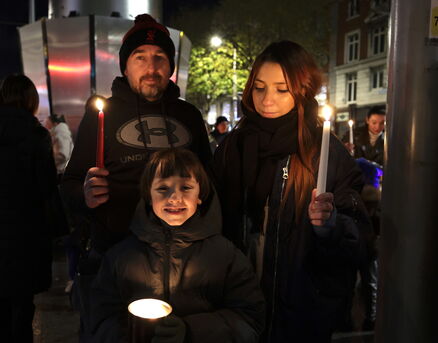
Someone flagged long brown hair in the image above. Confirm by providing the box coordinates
[241,41,322,220]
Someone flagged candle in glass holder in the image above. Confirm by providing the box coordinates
[128,299,172,343]
[317,105,333,196]
[95,99,105,168]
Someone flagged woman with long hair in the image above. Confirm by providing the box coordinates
[0,74,68,341]
[214,41,372,342]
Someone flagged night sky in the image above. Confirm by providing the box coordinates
[0,0,217,79]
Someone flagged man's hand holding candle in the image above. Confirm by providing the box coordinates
[84,167,109,208]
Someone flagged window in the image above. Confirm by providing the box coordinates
[346,73,357,102]
[346,32,360,63]
[371,66,385,89]
[372,0,388,8]
[347,0,359,18]
[347,0,360,18]
[370,26,386,55]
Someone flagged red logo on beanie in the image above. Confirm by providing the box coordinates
[146,30,155,42]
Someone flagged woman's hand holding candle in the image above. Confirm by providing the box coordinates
[308,189,334,226]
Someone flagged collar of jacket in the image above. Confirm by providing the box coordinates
[111,76,181,105]
[129,190,222,246]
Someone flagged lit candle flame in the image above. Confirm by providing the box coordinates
[348,119,354,127]
[96,99,104,112]
[322,105,333,121]
[128,299,172,319]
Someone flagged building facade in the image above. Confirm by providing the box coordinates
[329,0,390,135]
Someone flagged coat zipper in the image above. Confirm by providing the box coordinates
[163,228,171,302]
[267,156,290,342]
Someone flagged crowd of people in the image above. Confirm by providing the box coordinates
[0,12,384,343]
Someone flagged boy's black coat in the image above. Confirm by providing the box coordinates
[91,194,265,343]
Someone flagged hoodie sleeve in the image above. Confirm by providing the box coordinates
[60,109,97,214]
[182,243,265,343]
[91,254,129,343]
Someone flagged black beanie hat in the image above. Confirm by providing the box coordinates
[119,14,175,75]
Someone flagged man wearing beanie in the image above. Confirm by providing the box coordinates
[61,14,211,341]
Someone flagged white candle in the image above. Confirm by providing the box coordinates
[317,105,332,196]
[348,119,354,144]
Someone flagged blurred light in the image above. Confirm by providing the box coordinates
[48,63,90,73]
[348,119,354,127]
[128,299,172,319]
[95,99,104,111]
[321,104,333,121]
[210,36,223,48]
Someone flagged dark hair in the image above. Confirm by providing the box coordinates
[367,106,386,118]
[141,148,210,205]
[49,113,66,124]
[0,74,39,115]
[241,41,322,219]
[215,116,229,126]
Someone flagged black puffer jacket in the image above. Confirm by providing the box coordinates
[61,77,212,252]
[0,105,67,295]
[91,194,265,343]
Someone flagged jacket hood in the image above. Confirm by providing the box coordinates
[130,190,222,246]
[0,105,41,144]
[111,76,180,105]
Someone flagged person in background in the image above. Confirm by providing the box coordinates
[61,14,211,340]
[0,74,68,342]
[91,149,265,343]
[343,106,386,166]
[45,113,76,293]
[45,113,74,180]
[214,41,372,342]
[209,115,229,153]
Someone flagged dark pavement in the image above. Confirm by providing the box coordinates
[32,244,374,343]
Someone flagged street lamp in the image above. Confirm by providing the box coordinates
[210,35,238,126]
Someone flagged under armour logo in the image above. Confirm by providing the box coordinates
[146,30,155,42]
[135,120,178,145]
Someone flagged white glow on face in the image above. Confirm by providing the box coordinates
[321,105,333,121]
[128,299,172,319]
[95,99,104,111]
[348,119,354,127]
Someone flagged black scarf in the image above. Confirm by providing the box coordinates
[240,107,299,222]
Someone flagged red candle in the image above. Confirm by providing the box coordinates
[95,99,105,168]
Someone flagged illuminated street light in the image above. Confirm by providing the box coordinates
[210,35,238,126]
[210,36,223,48]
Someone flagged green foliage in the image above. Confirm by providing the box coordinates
[186,41,249,114]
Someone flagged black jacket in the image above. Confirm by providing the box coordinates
[0,105,67,295]
[215,130,372,342]
[61,77,212,252]
[90,194,265,343]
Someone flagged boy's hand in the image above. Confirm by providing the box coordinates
[152,315,186,343]
[83,167,109,208]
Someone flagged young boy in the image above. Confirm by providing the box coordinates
[90,149,265,342]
